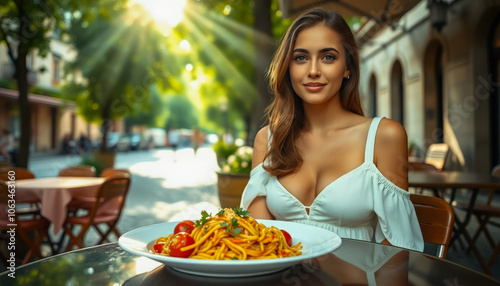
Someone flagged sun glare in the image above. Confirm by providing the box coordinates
[130,0,187,28]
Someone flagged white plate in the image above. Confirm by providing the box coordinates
[118,220,341,277]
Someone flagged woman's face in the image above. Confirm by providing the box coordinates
[289,24,350,105]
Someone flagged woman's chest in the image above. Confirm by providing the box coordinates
[278,138,366,205]
[267,168,376,223]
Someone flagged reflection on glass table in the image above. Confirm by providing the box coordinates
[0,240,499,286]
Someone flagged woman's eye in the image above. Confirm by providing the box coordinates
[294,55,307,61]
[323,54,336,61]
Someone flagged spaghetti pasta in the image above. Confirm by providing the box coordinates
[153,208,303,260]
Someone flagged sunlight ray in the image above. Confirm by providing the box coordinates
[186,3,273,62]
[77,22,133,99]
[77,23,129,76]
[180,15,256,96]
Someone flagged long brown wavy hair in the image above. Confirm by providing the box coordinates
[264,8,363,177]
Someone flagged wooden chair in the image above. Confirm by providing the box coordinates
[408,162,439,172]
[0,167,35,181]
[424,143,449,171]
[0,180,51,265]
[58,165,96,177]
[67,167,131,215]
[410,193,455,258]
[100,167,131,178]
[0,167,39,215]
[63,174,131,251]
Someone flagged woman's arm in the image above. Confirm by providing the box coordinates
[247,126,275,219]
[374,118,409,191]
[374,119,409,246]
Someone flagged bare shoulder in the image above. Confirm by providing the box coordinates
[376,118,407,144]
[252,126,269,168]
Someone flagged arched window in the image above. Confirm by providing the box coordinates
[391,61,404,125]
[423,41,445,145]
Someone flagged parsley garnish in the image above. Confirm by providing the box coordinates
[231,228,242,235]
[216,209,225,216]
[234,207,250,217]
[231,218,239,227]
[221,218,241,234]
[231,257,239,260]
[195,210,212,227]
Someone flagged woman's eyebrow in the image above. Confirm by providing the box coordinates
[292,47,340,54]
[293,48,309,54]
[319,47,340,54]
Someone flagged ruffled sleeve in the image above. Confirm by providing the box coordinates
[373,175,424,252]
[240,164,271,209]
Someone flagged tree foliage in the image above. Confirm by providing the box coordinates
[170,0,292,142]
[63,3,181,151]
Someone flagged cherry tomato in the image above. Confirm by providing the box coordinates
[280,229,292,247]
[153,243,165,253]
[174,220,196,234]
[168,232,195,258]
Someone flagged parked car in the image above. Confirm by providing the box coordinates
[144,128,166,148]
[116,134,131,152]
[130,133,149,150]
[91,132,121,150]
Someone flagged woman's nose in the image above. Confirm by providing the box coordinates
[308,62,321,78]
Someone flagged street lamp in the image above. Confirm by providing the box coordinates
[429,0,448,32]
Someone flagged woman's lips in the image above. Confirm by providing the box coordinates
[304,83,325,92]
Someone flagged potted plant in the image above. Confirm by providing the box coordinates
[214,140,253,209]
[79,154,104,177]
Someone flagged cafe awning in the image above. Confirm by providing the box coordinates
[278,0,422,25]
[0,87,75,108]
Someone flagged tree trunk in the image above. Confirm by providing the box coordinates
[251,0,274,144]
[15,55,30,168]
[100,102,112,153]
[15,1,31,168]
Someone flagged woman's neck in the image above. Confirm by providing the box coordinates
[302,97,352,132]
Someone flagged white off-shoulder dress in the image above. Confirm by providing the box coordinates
[240,117,424,252]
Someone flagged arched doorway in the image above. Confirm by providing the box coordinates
[391,61,404,125]
[423,40,445,147]
[489,15,500,168]
[369,74,377,117]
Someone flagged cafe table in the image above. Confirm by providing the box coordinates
[15,177,106,235]
[408,171,500,271]
[0,239,498,285]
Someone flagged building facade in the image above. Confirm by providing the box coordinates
[358,0,500,173]
[0,34,112,154]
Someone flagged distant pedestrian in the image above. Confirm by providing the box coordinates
[168,127,180,151]
[62,134,75,154]
[191,127,204,154]
[79,133,91,154]
[0,129,14,164]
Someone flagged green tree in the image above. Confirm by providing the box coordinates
[164,95,198,131]
[178,0,291,144]
[124,85,166,129]
[0,0,101,167]
[63,3,181,152]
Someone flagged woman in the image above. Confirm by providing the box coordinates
[240,8,423,252]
